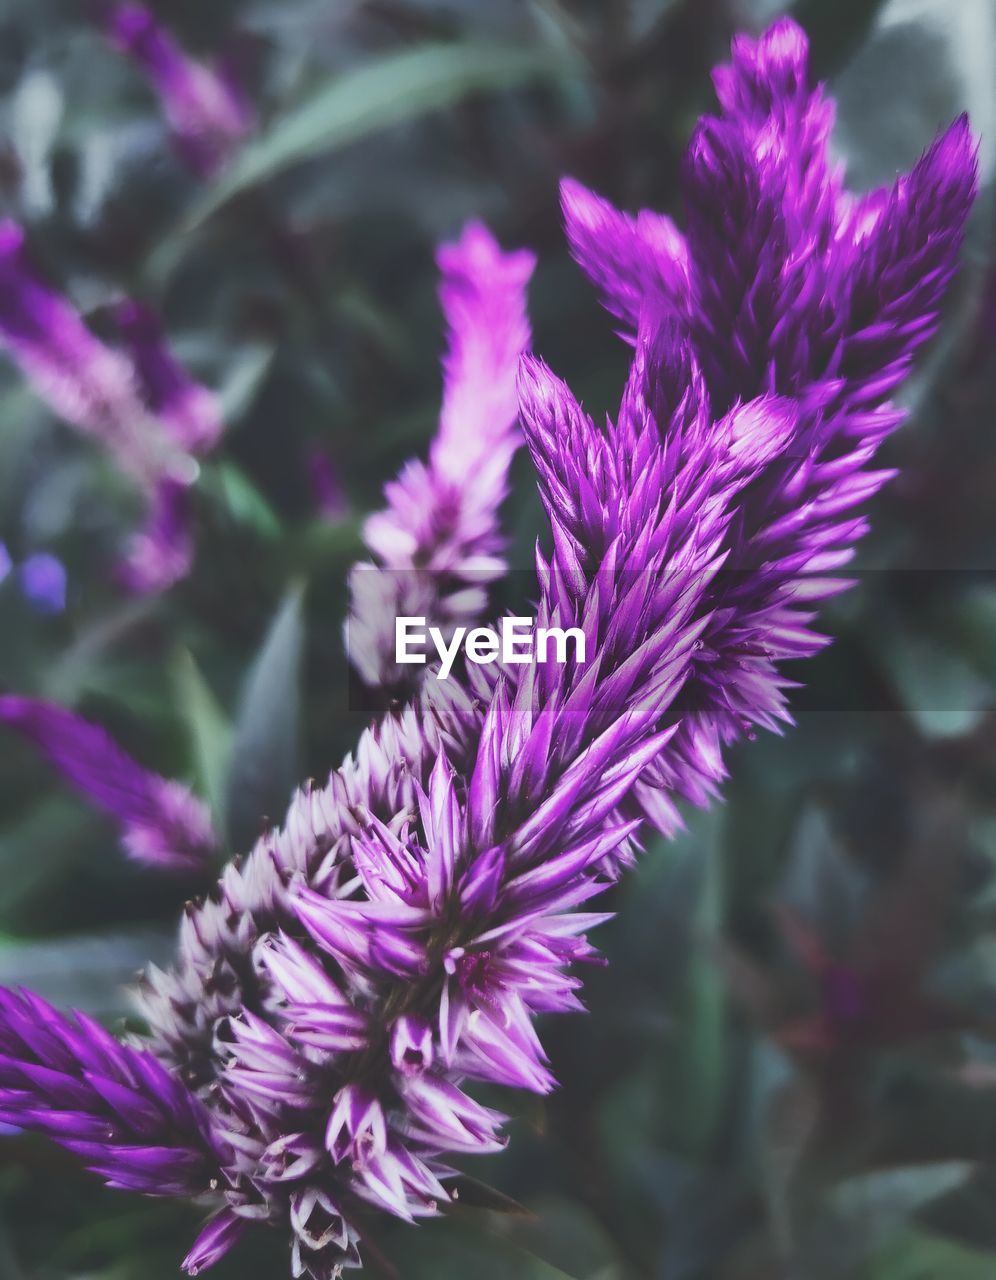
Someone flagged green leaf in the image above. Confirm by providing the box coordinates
[188,42,581,223]
[171,649,233,839]
[216,344,276,428]
[199,461,283,539]
[869,1229,996,1280]
[667,806,727,1156]
[225,583,305,851]
[881,627,991,740]
[832,1163,976,1256]
[0,798,90,921]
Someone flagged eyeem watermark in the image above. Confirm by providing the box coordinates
[396,616,586,680]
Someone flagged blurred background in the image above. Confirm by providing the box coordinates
[0,0,995,1276]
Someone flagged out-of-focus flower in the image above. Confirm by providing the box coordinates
[0,20,979,1280]
[116,475,194,596]
[347,221,535,692]
[19,552,67,613]
[114,301,224,456]
[0,543,66,612]
[106,3,253,178]
[0,220,177,489]
[0,222,223,595]
[0,695,217,870]
[308,447,348,523]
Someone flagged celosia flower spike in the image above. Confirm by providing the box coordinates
[114,301,224,455]
[116,475,195,595]
[0,696,216,870]
[0,221,171,489]
[0,223,225,594]
[0,986,223,1195]
[107,4,253,178]
[0,19,978,1280]
[347,221,536,690]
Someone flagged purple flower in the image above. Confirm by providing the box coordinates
[0,986,224,1195]
[116,474,195,595]
[107,4,253,178]
[0,20,979,1280]
[18,552,67,613]
[308,448,349,522]
[0,220,170,489]
[0,221,224,594]
[347,221,535,690]
[0,543,12,585]
[114,301,224,456]
[0,696,216,870]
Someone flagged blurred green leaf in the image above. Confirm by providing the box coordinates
[216,344,277,429]
[199,461,284,539]
[225,582,305,850]
[868,1229,996,1280]
[504,1197,622,1280]
[832,1163,976,1256]
[666,807,727,1156]
[873,623,991,739]
[188,41,581,222]
[43,597,159,706]
[172,649,233,839]
[0,798,88,922]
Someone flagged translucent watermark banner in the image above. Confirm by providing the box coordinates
[343,566,996,720]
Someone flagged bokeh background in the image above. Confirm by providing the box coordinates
[1,0,995,1276]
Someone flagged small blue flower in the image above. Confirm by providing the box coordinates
[19,552,67,613]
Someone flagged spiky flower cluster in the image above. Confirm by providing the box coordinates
[0,20,978,1280]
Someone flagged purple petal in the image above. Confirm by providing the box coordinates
[113,302,223,454]
[0,696,216,869]
[183,1208,248,1276]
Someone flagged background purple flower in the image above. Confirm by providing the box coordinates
[106,4,253,178]
[346,221,535,692]
[0,222,226,595]
[0,696,217,870]
[18,552,67,613]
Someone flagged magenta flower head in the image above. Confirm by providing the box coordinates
[0,223,224,594]
[114,301,224,456]
[107,3,253,177]
[0,19,979,1280]
[347,221,536,691]
[0,221,166,488]
[0,696,216,870]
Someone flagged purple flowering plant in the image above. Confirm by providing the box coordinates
[0,8,988,1280]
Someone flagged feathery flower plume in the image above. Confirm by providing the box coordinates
[562,19,978,824]
[0,222,224,594]
[0,987,225,1193]
[0,696,216,870]
[0,220,173,489]
[107,3,253,178]
[116,474,196,595]
[347,221,535,691]
[114,301,224,456]
[0,20,978,1280]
